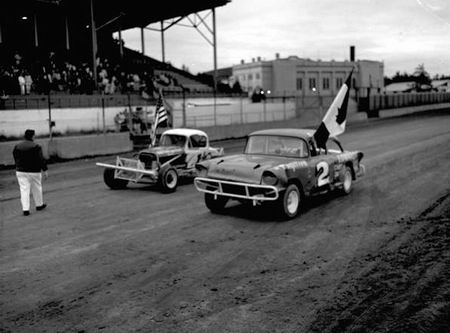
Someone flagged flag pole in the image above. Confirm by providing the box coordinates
[150,88,163,146]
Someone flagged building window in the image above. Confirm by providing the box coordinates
[336,77,343,89]
[256,73,260,79]
[309,78,316,90]
[248,74,253,80]
[296,78,303,91]
[322,77,330,90]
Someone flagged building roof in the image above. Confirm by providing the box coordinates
[431,79,449,88]
[384,81,415,93]
[4,0,231,33]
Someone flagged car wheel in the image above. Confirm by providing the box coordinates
[160,167,178,193]
[103,168,128,190]
[278,184,301,219]
[205,193,228,213]
[342,166,353,195]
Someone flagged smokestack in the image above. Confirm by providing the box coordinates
[252,58,255,62]
[350,45,355,62]
[241,59,245,64]
[257,56,261,62]
[275,52,280,59]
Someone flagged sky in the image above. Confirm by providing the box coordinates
[117,0,450,78]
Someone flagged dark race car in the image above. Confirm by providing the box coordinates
[194,128,365,219]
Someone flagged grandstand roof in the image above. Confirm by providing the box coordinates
[4,0,231,32]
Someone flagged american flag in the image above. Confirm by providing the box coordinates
[151,94,169,146]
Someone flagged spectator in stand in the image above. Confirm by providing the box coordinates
[24,71,33,95]
[109,75,117,94]
[132,73,140,92]
[18,72,26,95]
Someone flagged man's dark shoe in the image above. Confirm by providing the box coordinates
[36,204,47,211]
[23,211,30,216]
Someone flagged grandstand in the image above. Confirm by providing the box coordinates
[0,0,231,98]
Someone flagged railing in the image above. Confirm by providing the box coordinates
[0,91,252,110]
[0,93,155,110]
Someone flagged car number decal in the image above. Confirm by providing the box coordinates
[316,161,330,187]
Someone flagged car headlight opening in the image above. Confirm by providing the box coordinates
[196,165,208,177]
[262,172,278,186]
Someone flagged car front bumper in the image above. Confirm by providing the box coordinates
[96,157,159,183]
[194,177,279,205]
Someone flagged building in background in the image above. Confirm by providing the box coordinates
[384,81,416,93]
[431,79,450,92]
[231,47,384,98]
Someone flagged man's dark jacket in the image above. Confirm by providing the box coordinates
[13,140,48,173]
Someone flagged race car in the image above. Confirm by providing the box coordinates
[96,128,224,192]
[194,128,365,219]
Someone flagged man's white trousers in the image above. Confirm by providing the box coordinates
[16,171,43,211]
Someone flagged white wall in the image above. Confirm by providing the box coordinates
[0,97,298,138]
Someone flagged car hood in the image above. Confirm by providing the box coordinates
[141,146,184,157]
[205,154,295,184]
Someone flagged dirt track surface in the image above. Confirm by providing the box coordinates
[1,112,450,333]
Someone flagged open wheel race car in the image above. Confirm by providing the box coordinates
[97,128,224,193]
[194,128,365,219]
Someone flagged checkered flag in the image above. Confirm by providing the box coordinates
[313,69,353,149]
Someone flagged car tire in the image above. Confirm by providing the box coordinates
[342,166,353,195]
[103,168,128,190]
[278,184,301,219]
[205,193,228,213]
[160,167,178,193]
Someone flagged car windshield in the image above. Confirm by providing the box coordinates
[245,135,308,158]
[159,134,187,147]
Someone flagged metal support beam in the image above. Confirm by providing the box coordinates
[118,28,123,58]
[33,13,39,47]
[144,8,221,87]
[212,8,217,92]
[65,16,70,50]
[140,27,145,54]
[89,0,98,89]
[161,21,165,63]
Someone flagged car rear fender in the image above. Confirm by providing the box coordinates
[345,161,356,180]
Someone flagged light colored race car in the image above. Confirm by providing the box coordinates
[194,128,365,219]
[97,128,224,192]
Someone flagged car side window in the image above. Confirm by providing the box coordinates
[190,135,207,148]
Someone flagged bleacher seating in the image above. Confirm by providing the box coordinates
[0,41,214,98]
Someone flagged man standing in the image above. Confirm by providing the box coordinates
[13,129,48,216]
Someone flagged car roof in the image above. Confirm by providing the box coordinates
[162,128,208,137]
[249,128,316,139]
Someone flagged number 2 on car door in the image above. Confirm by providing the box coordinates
[316,161,330,187]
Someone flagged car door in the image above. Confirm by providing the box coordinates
[325,138,345,186]
[308,139,339,191]
[185,134,208,169]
